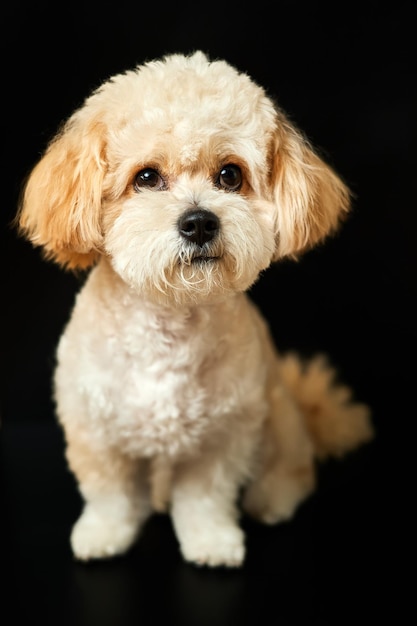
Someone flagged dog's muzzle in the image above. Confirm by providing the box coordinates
[178,209,220,261]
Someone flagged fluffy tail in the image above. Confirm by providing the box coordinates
[278,352,374,459]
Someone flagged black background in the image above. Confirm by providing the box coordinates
[1,2,416,624]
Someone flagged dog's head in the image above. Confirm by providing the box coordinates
[17,51,350,306]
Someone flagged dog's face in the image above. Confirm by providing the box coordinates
[18,51,350,306]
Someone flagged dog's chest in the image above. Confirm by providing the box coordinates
[57,284,264,458]
[106,329,220,457]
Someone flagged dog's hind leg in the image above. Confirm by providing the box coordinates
[242,385,316,525]
[64,426,152,560]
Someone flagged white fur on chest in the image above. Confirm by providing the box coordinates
[54,261,269,459]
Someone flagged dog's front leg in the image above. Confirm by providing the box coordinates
[65,430,152,560]
[171,446,247,568]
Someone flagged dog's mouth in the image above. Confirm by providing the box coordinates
[178,243,222,266]
[191,255,220,264]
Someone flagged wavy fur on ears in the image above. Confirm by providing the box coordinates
[270,111,351,260]
[17,113,107,270]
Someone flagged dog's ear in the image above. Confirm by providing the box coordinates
[269,111,351,261]
[16,110,107,270]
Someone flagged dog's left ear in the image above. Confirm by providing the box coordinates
[269,112,351,260]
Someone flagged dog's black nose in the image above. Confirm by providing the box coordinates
[178,209,220,247]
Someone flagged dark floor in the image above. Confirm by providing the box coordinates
[1,3,415,624]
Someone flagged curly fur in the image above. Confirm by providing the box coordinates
[16,51,373,567]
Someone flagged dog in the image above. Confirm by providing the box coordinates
[16,50,373,567]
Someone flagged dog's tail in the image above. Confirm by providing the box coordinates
[278,352,374,459]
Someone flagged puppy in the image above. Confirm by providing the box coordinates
[17,51,373,567]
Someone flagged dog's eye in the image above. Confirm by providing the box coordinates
[216,164,242,191]
[134,168,166,191]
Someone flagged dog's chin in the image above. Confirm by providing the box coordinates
[113,254,261,308]
[151,257,238,308]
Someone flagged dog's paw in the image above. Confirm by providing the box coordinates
[242,466,316,525]
[71,505,140,560]
[179,525,245,568]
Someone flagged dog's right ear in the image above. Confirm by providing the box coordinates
[16,109,107,270]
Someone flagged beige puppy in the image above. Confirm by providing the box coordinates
[17,51,373,567]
